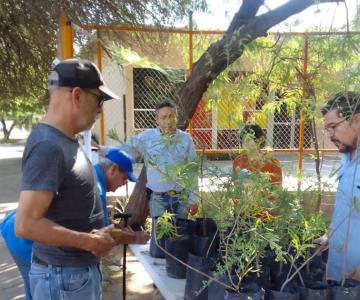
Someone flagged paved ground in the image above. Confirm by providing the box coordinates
[0,140,340,300]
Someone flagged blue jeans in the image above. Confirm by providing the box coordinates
[10,252,32,300]
[29,262,102,300]
[149,193,187,218]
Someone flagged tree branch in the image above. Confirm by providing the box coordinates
[247,0,344,38]
[176,0,345,128]
[226,0,264,35]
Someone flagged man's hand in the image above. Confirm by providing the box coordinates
[187,203,198,216]
[348,265,360,281]
[108,226,150,245]
[314,232,329,251]
[132,229,150,244]
[88,225,116,257]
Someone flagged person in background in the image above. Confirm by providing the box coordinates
[94,149,138,226]
[14,58,148,300]
[233,124,282,186]
[319,91,360,282]
[114,99,199,219]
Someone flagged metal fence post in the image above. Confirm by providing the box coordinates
[298,34,309,191]
[59,10,73,59]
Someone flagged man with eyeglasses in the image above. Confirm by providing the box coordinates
[14,59,149,300]
[319,91,360,283]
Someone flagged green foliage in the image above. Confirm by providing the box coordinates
[155,211,179,239]
[352,196,360,214]
[0,95,44,141]
[107,128,124,143]
[111,46,165,71]
[217,231,258,291]
[202,33,360,130]
[111,45,188,86]
[162,160,199,198]
[167,149,328,290]
[1,0,207,136]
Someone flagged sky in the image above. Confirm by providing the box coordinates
[192,0,359,31]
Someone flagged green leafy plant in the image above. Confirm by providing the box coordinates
[155,211,179,240]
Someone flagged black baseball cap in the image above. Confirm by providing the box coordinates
[48,59,120,101]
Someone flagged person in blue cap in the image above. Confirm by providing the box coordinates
[0,148,142,300]
[94,149,138,226]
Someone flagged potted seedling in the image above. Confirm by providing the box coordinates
[155,211,191,279]
[209,209,284,300]
[268,211,328,300]
[204,167,285,300]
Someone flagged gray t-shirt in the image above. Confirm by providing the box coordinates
[21,123,104,267]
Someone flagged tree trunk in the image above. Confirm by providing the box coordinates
[124,0,343,226]
[0,118,15,142]
[124,167,149,226]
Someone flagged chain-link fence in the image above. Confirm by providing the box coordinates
[189,99,312,150]
[129,66,314,151]
[132,67,185,132]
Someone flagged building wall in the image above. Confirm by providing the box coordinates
[93,62,127,145]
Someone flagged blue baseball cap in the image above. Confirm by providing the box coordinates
[105,149,137,182]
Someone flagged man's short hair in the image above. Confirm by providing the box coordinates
[240,124,265,147]
[321,92,360,120]
[155,98,176,112]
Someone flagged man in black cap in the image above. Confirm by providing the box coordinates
[1,147,141,300]
[15,59,149,300]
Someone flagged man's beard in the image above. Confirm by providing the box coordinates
[332,139,354,153]
[339,145,353,153]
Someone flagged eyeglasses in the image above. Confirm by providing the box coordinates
[84,89,105,108]
[324,119,345,135]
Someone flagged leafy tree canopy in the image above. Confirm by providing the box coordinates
[0,0,207,140]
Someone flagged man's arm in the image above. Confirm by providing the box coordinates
[99,132,145,162]
[119,131,146,160]
[15,190,115,257]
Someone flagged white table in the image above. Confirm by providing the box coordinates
[129,243,186,300]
